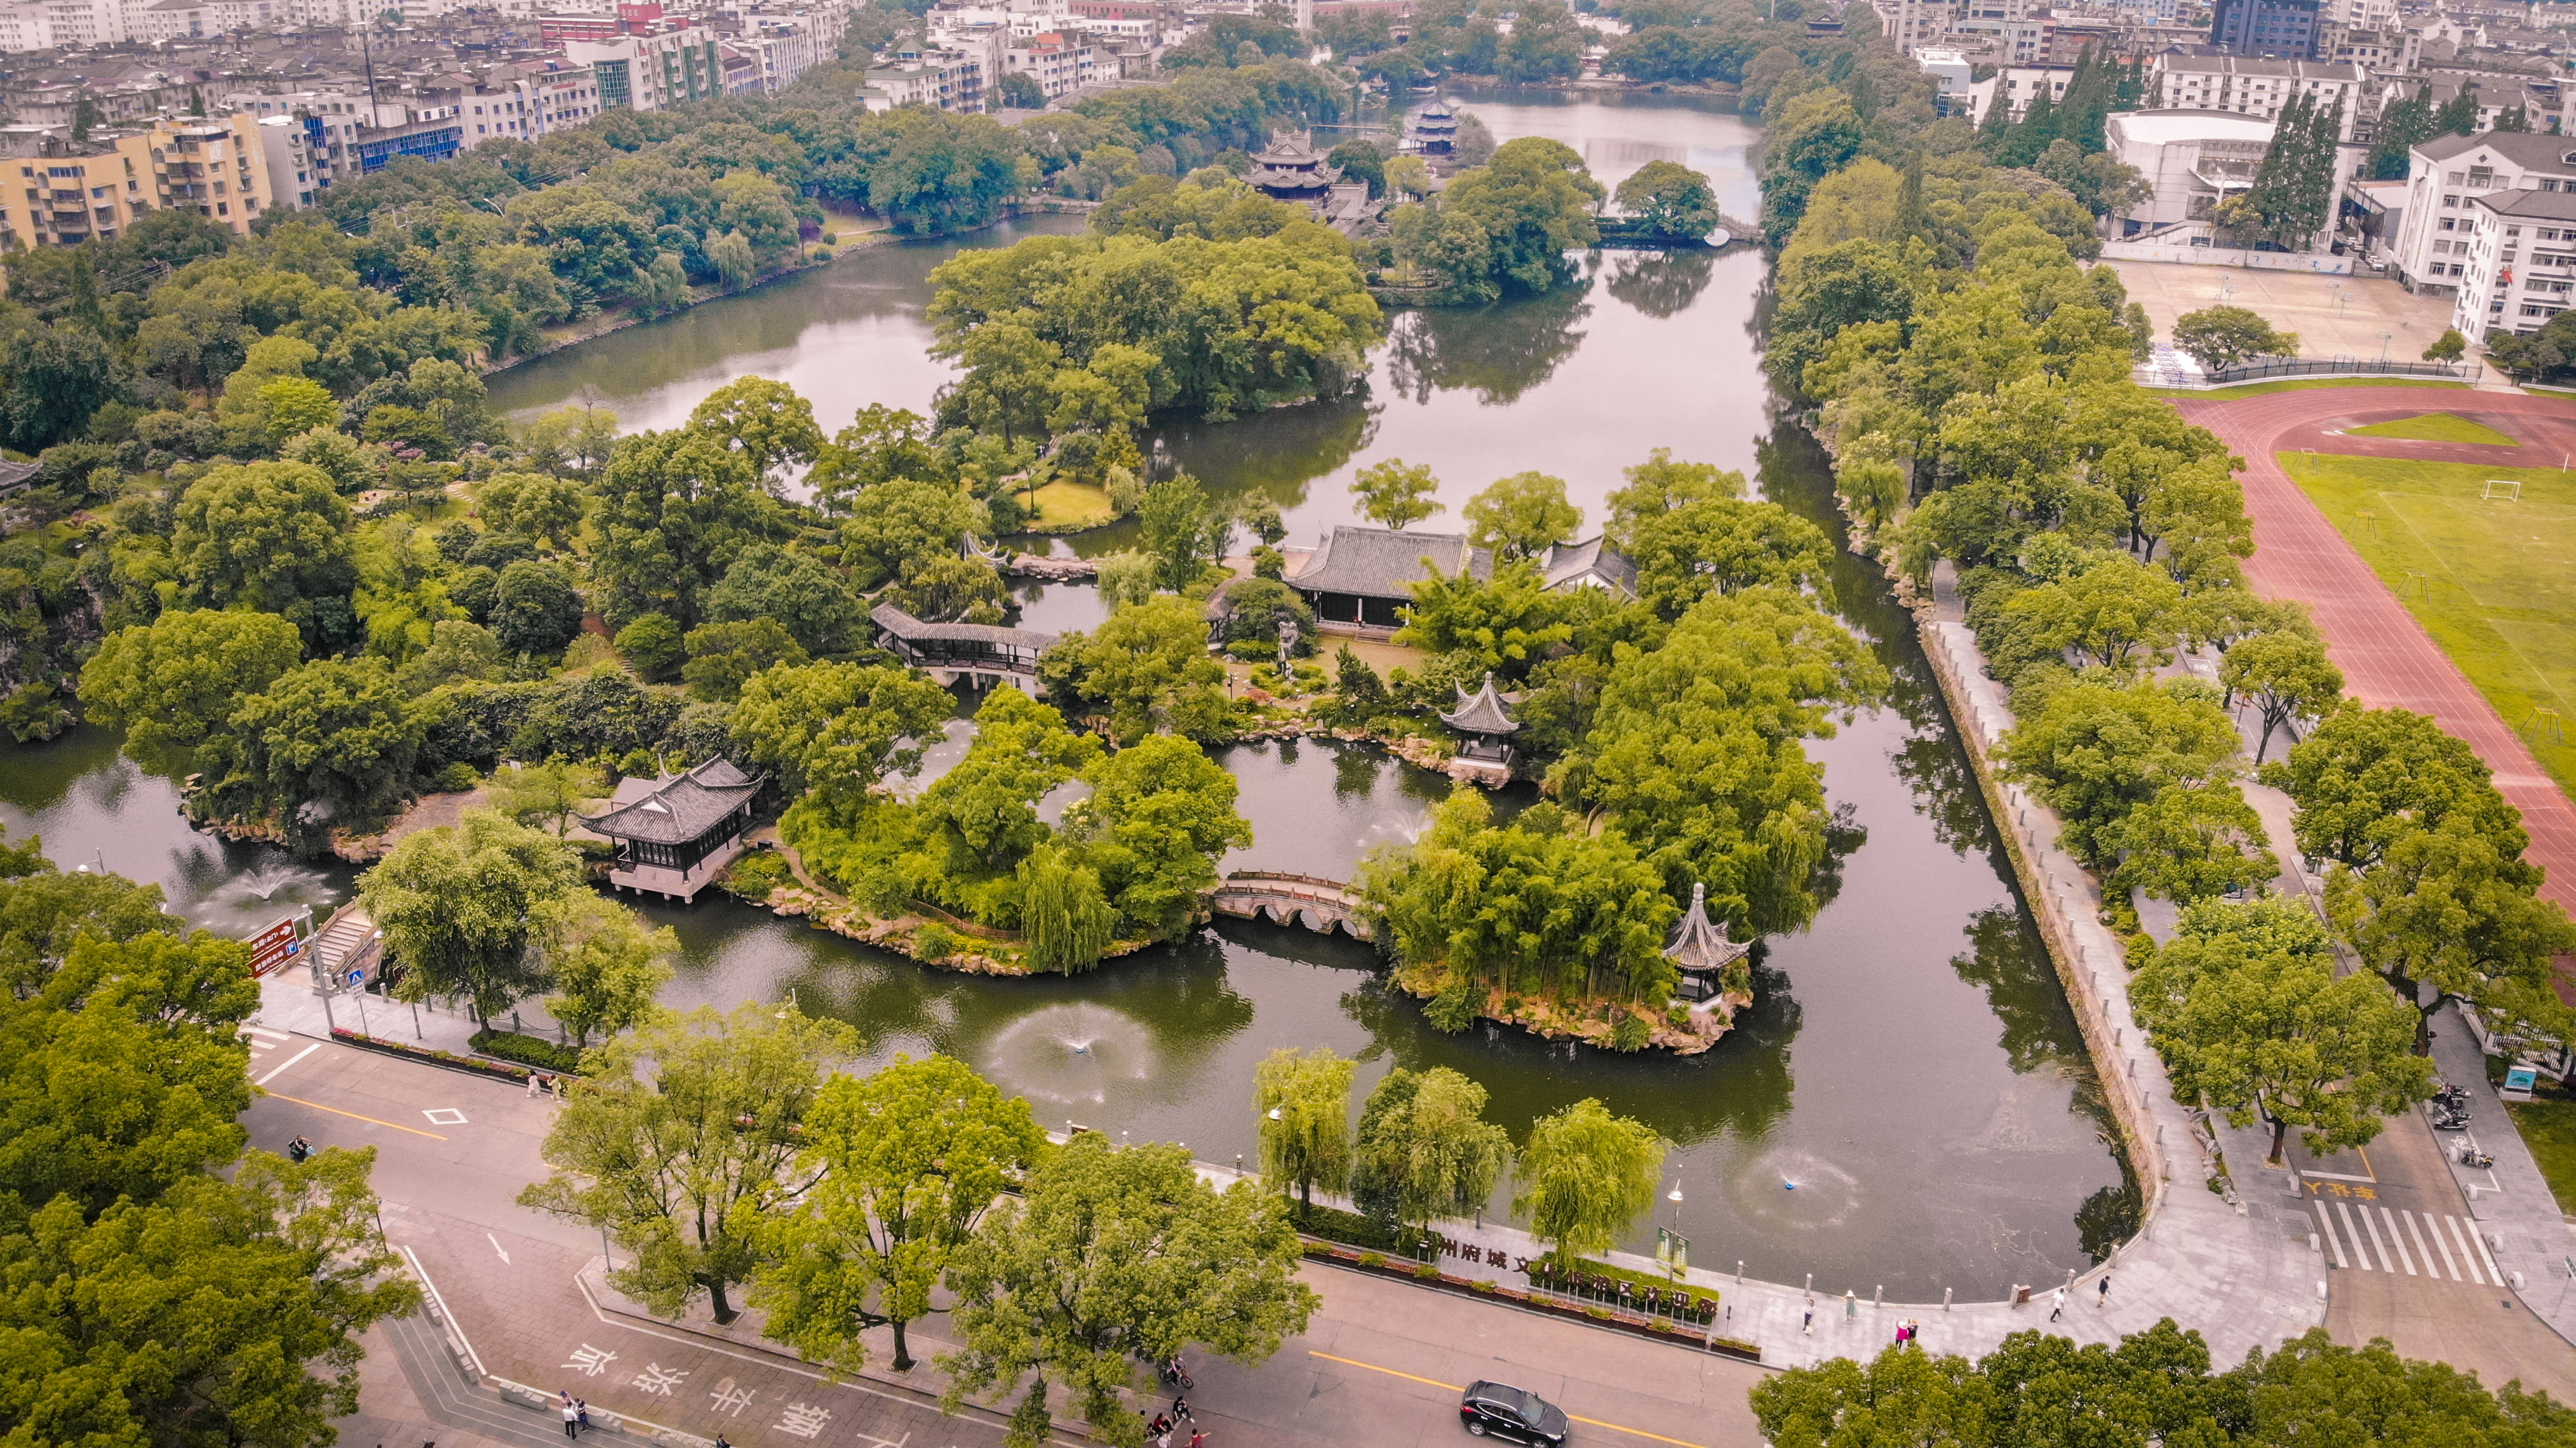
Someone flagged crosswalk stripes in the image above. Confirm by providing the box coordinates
[2314,1202,2497,1285]
[240,1024,290,1054]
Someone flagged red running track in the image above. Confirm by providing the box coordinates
[2171,388,2576,910]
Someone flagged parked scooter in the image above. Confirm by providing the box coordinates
[2457,1143,2496,1169]
[2432,1104,2473,1131]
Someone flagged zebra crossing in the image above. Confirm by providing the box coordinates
[2314,1199,2505,1285]
[240,1024,321,1086]
[241,1024,291,1056]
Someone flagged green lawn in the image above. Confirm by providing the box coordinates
[2345,412,2521,446]
[2283,452,2576,801]
[1021,480,1117,532]
[2507,1099,2576,1220]
[2142,377,2472,400]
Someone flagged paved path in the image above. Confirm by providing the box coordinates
[2430,1002,2576,1353]
[252,1032,1768,1448]
[2170,388,2576,911]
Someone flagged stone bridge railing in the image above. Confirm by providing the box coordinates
[1209,871,1371,941]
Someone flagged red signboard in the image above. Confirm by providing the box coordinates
[249,916,302,978]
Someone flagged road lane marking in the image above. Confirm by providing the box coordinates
[2446,1216,2485,1285]
[2462,1216,2504,1285]
[2316,1207,2349,1268]
[488,1232,512,1266]
[1305,1350,1708,1448]
[260,1092,449,1139]
[2420,1212,2463,1281]
[573,1269,1083,1447]
[2334,1203,2374,1270]
[253,1041,321,1086]
[424,1108,468,1125]
[2401,1212,2443,1281]
[2376,1209,2416,1275]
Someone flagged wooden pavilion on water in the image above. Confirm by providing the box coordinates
[1665,882,1753,1005]
[1439,672,1520,786]
[589,758,765,902]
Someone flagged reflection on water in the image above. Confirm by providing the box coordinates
[0,726,356,937]
[0,91,2135,1294]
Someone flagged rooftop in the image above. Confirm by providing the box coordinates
[587,757,764,845]
[1439,673,1519,736]
[1664,883,1752,975]
[2107,109,2279,145]
[869,601,1060,650]
[2472,187,2576,220]
[1287,525,1494,599]
[2414,130,2576,170]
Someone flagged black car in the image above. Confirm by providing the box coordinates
[1459,1381,1569,1444]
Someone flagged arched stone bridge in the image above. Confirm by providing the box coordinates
[1208,871,1372,941]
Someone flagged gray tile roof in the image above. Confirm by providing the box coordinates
[1540,536,1639,598]
[586,757,763,845]
[2472,187,2576,218]
[1288,526,1493,599]
[1665,883,1752,974]
[869,601,1060,650]
[1440,673,1519,735]
[2415,130,2576,171]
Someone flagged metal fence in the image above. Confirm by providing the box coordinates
[2204,356,2478,385]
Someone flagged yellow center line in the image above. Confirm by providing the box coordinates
[1306,1351,1708,1448]
[260,1091,449,1139]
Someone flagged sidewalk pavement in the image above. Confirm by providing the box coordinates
[253,965,572,1062]
[2431,1002,2576,1343]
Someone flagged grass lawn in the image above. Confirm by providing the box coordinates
[2283,452,2576,801]
[2345,412,2521,446]
[2142,377,2473,399]
[2507,1099,2576,1219]
[1020,480,1117,532]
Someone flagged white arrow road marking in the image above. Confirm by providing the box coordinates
[488,1232,512,1266]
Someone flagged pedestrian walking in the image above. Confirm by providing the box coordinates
[2098,1271,2112,1305]
[1907,1318,1922,1347]
[1802,1296,1815,1335]
[560,1402,577,1439]
[2049,1287,2065,1322]
[1189,1432,1209,1448]
[527,1073,540,1099]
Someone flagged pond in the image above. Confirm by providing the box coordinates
[6,88,2133,1296]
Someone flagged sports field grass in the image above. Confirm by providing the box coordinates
[2141,377,2472,399]
[2345,412,2521,446]
[2283,452,2576,801]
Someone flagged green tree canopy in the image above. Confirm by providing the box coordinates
[1998,677,2241,868]
[2171,305,2298,373]
[171,460,358,639]
[753,1054,1044,1372]
[1253,1045,1356,1220]
[1613,159,1722,240]
[521,1002,860,1324]
[1462,470,1581,561]
[1350,1065,1512,1238]
[542,894,676,1048]
[1351,457,1444,530]
[1512,1098,1663,1263]
[2133,897,2430,1162]
[1393,558,1574,682]
[1040,593,1233,745]
[731,660,957,822]
[1063,733,1252,939]
[841,478,988,591]
[683,617,812,703]
[359,807,587,1019]
[703,541,865,655]
[1439,137,1604,297]
[77,608,304,761]
[2262,705,2518,869]
[210,656,425,834]
[2102,782,2278,906]
[688,374,824,490]
[940,1133,1318,1448]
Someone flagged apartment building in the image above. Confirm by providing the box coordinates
[1004,29,1092,98]
[565,23,724,111]
[2148,53,2365,139]
[862,46,985,111]
[1971,62,2074,126]
[2210,0,2321,57]
[0,112,283,248]
[1871,0,1955,52]
[2392,131,2576,294]
[2449,186,2576,338]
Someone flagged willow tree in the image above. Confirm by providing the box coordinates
[1017,843,1117,973]
[1350,1066,1512,1239]
[1253,1047,1355,1222]
[1512,1099,1663,1263]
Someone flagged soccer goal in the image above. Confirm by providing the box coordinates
[2484,479,2524,501]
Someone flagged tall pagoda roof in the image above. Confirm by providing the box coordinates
[1439,673,1519,736]
[1664,883,1752,975]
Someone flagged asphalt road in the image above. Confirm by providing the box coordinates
[241,1032,1768,1448]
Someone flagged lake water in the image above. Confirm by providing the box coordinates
[5,90,2132,1296]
